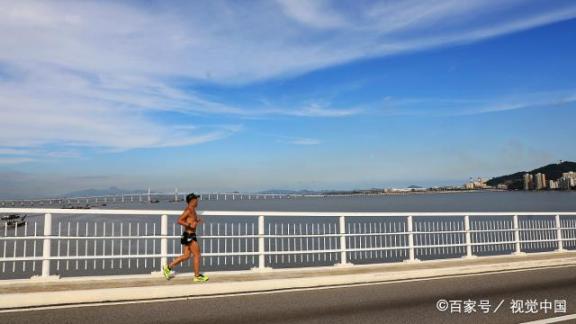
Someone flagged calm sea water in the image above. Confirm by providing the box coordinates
[105,191,576,212]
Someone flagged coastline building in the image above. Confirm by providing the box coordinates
[464,177,487,190]
[559,177,572,190]
[523,173,533,191]
[558,171,576,190]
[535,173,547,190]
[562,172,576,186]
[549,180,559,190]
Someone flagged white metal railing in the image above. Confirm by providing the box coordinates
[0,208,575,281]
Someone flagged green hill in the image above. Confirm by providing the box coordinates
[486,161,576,189]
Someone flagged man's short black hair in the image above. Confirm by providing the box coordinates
[186,193,199,203]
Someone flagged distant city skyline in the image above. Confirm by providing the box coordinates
[1,1,576,199]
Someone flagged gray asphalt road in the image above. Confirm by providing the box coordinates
[1,265,575,324]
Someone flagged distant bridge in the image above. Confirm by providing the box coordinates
[0,190,442,207]
[0,190,484,207]
[0,191,297,207]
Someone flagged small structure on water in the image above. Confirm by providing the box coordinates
[1,214,26,228]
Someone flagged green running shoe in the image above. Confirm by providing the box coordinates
[162,265,174,280]
[193,274,209,283]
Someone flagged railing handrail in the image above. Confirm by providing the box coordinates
[1,208,575,217]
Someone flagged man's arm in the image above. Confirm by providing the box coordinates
[177,209,196,231]
[178,208,203,231]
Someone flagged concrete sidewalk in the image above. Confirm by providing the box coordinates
[1,251,576,310]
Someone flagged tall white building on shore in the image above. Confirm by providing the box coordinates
[535,173,547,190]
[559,177,572,190]
[559,171,576,189]
[549,180,559,190]
[464,177,487,190]
[523,173,533,190]
[562,172,576,183]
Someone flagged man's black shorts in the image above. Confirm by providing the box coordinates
[180,232,197,245]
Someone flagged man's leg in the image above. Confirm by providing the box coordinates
[190,240,201,277]
[169,245,191,269]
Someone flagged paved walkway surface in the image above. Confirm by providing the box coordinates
[2,265,576,324]
[1,251,576,310]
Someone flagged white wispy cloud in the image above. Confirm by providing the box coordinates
[2,1,574,84]
[0,147,81,164]
[375,90,576,116]
[1,0,575,159]
[0,148,34,155]
[0,157,36,165]
[279,138,322,145]
[260,103,361,118]
[0,64,242,151]
[276,0,349,29]
[286,104,362,117]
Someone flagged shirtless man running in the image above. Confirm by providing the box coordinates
[162,193,208,282]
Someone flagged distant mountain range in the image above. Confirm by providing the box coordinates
[61,186,145,198]
[486,161,576,189]
[64,164,576,200]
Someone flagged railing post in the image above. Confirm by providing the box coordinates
[41,213,53,278]
[556,214,564,252]
[161,214,168,267]
[338,215,348,265]
[464,215,474,258]
[406,215,417,262]
[254,215,271,271]
[513,214,524,255]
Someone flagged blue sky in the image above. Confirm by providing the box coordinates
[1,0,576,198]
